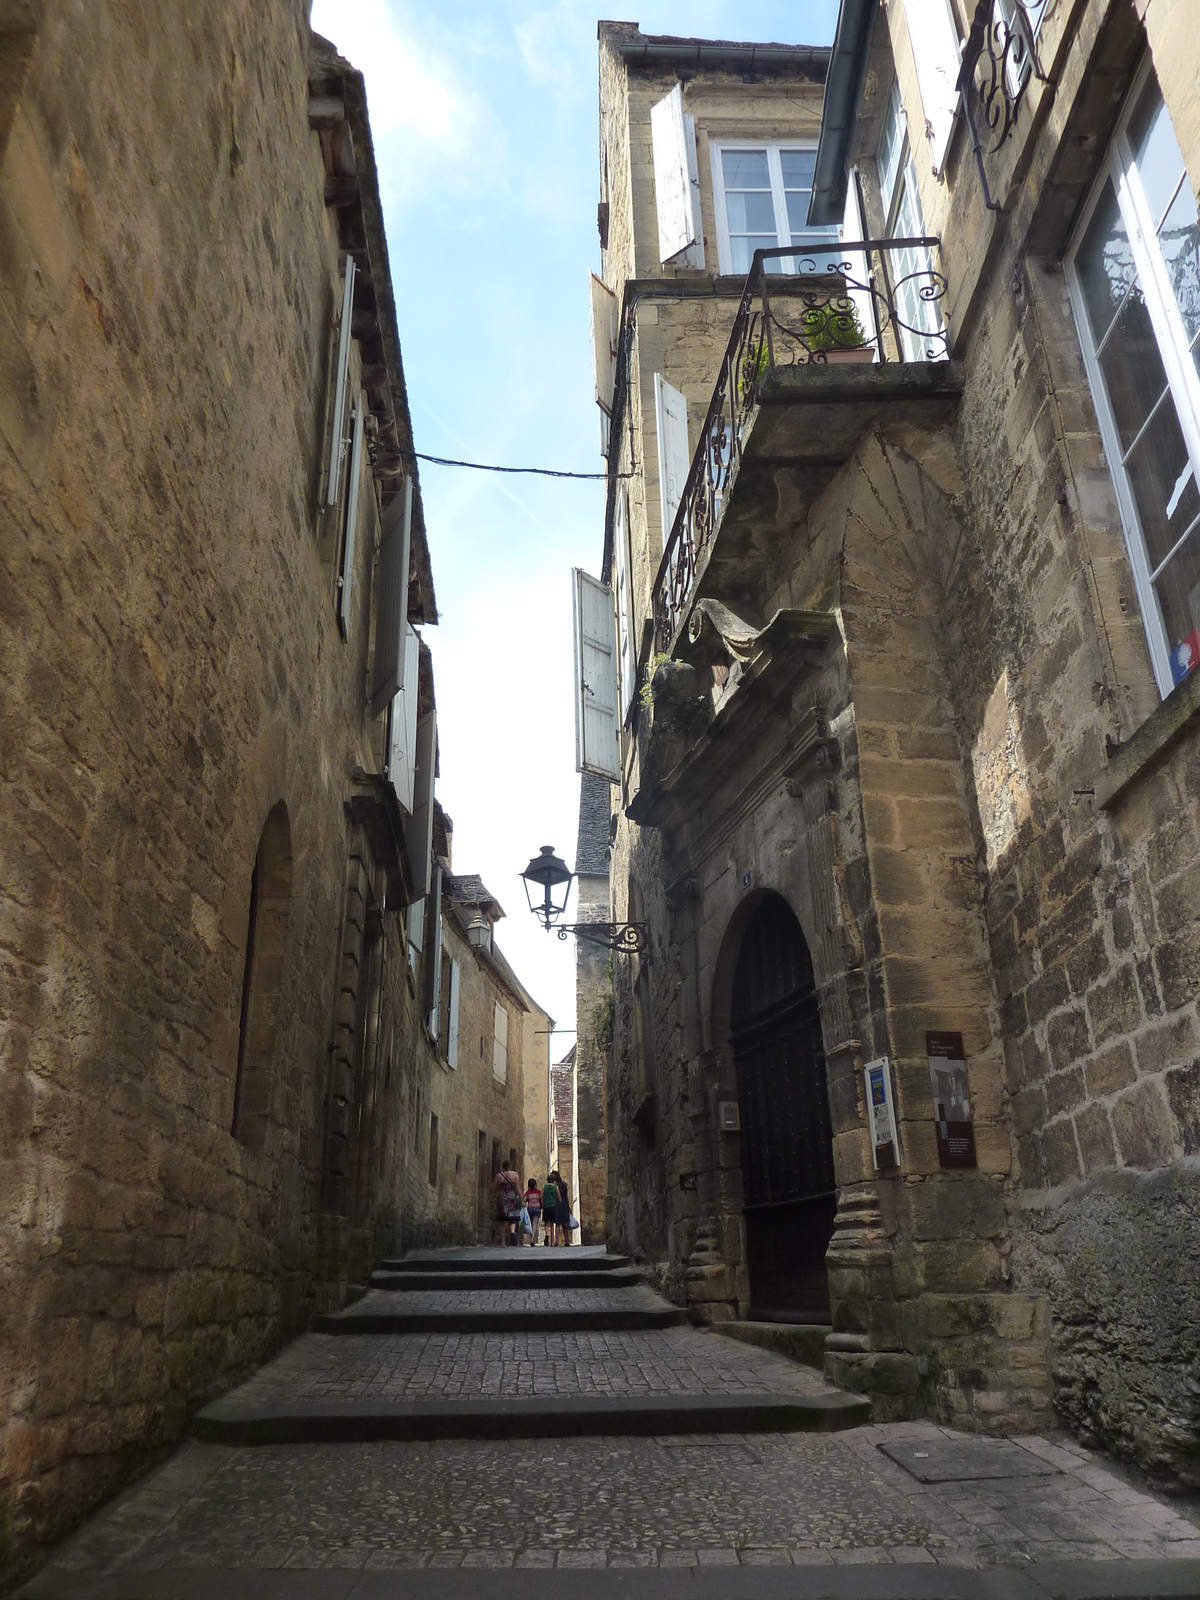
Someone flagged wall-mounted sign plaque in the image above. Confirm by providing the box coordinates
[926,1030,977,1169]
[864,1056,899,1170]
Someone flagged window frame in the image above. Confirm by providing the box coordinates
[877,83,945,363]
[1064,54,1200,699]
[709,140,839,276]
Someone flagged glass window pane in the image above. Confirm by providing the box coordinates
[878,83,905,216]
[1156,172,1200,353]
[730,236,778,274]
[1129,75,1186,227]
[1122,394,1199,571]
[1075,179,1137,345]
[723,149,770,189]
[1152,519,1200,684]
[726,190,777,234]
[779,149,816,189]
[1096,285,1171,453]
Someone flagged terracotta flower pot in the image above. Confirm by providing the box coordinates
[819,344,876,364]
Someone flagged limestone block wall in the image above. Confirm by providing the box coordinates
[573,874,610,1243]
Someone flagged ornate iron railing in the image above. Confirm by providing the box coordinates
[958,1,1053,212]
[650,239,948,654]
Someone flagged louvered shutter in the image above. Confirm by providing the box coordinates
[492,1002,508,1085]
[447,959,460,1069]
[326,257,357,506]
[613,487,637,721]
[654,374,689,542]
[841,174,878,361]
[337,393,365,638]
[650,86,703,266]
[407,896,424,973]
[901,0,961,177]
[572,568,620,781]
[388,624,421,813]
[370,477,412,718]
[589,273,618,415]
[424,864,442,1037]
[405,710,437,900]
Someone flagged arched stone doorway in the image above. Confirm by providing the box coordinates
[730,893,836,1320]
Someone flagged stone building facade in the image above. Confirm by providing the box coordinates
[582,8,1200,1487]
[0,3,541,1575]
[573,775,612,1242]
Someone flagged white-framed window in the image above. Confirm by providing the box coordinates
[710,142,840,275]
[995,0,1050,96]
[877,84,945,362]
[1065,56,1200,697]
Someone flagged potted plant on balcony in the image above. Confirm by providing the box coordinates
[800,299,874,364]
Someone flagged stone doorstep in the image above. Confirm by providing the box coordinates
[19,1558,1200,1600]
[388,1250,632,1274]
[367,1269,645,1291]
[189,1391,872,1446]
[309,1306,688,1335]
[711,1320,829,1372]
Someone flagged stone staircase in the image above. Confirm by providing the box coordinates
[193,1244,871,1444]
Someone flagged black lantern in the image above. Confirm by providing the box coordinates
[521,845,573,930]
[520,842,649,957]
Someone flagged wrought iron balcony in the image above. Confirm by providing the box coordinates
[650,240,949,655]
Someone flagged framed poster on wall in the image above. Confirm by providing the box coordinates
[926,1031,977,1169]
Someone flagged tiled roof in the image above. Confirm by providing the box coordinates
[575,774,611,877]
[443,872,504,919]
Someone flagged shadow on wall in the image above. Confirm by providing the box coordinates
[231,800,293,1153]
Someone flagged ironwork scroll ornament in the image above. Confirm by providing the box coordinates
[556,920,650,955]
[958,0,1053,212]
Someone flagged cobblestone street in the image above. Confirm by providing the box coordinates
[23,1249,1200,1599]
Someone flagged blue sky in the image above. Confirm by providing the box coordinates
[310,0,840,1043]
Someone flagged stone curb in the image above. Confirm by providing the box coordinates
[383,1252,632,1274]
[712,1319,829,1371]
[309,1306,688,1334]
[21,1557,1200,1600]
[367,1269,645,1291]
[189,1390,872,1445]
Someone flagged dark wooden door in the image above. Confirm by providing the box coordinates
[730,895,837,1318]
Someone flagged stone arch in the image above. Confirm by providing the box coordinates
[231,800,293,1151]
[711,885,817,1066]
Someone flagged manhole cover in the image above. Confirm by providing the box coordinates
[879,1438,1061,1483]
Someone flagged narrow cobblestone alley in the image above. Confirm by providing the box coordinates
[22,1247,1200,1599]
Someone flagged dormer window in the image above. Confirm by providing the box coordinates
[710,142,839,275]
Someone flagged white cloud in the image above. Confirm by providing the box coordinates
[514,3,591,99]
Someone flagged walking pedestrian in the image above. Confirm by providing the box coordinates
[556,1172,573,1246]
[540,1171,559,1246]
[491,1159,522,1247]
[522,1177,542,1246]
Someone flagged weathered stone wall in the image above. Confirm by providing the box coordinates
[0,0,458,1572]
[573,874,610,1243]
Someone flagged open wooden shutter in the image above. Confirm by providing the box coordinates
[654,374,689,542]
[326,257,357,506]
[405,710,437,899]
[370,477,412,718]
[337,392,365,639]
[589,273,617,415]
[841,173,878,361]
[492,1002,508,1085]
[613,486,637,721]
[572,568,620,781]
[901,0,961,177]
[407,896,424,973]
[387,624,421,813]
[424,864,442,1037]
[447,959,460,1068]
[650,86,704,266]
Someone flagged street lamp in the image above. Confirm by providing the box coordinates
[520,843,649,957]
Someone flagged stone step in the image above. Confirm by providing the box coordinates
[191,1389,871,1446]
[382,1247,632,1274]
[367,1267,645,1292]
[713,1319,829,1372]
[311,1288,685,1335]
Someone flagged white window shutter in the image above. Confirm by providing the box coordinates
[337,393,365,638]
[681,114,705,269]
[447,959,460,1069]
[614,487,637,721]
[407,896,424,973]
[388,624,421,813]
[901,0,962,176]
[841,174,878,361]
[370,477,412,718]
[589,273,618,415]
[326,257,357,506]
[493,1002,508,1085]
[425,864,443,1036]
[405,709,437,899]
[572,568,620,782]
[654,373,689,542]
[650,86,703,265]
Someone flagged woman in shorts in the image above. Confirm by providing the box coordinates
[540,1172,559,1246]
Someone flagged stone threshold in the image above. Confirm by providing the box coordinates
[1097,667,1200,808]
[189,1391,871,1446]
[21,1556,1200,1599]
[367,1268,644,1291]
[383,1251,632,1274]
[712,1319,829,1372]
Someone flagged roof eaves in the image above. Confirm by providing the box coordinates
[808,0,875,228]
